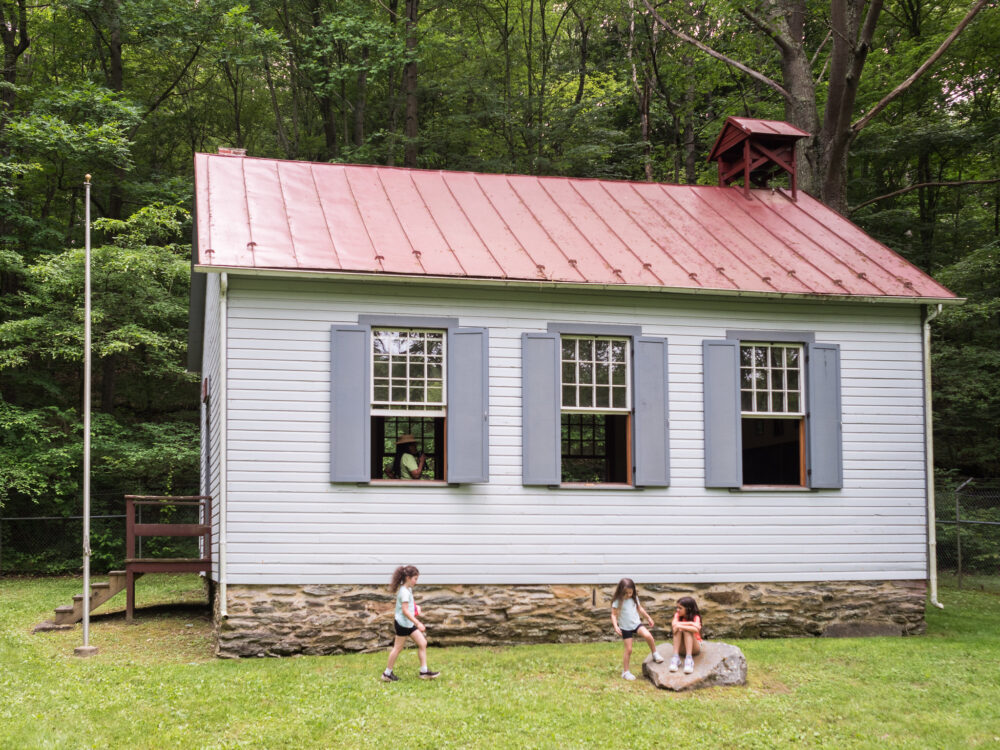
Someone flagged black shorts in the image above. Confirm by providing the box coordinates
[394,620,417,637]
[620,628,641,640]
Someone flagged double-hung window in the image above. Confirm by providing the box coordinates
[522,325,669,487]
[739,342,805,486]
[703,331,842,489]
[370,329,447,480]
[560,336,632,483]
[329,318,489,484]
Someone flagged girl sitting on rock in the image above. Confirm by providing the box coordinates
[381,565,440,682]
[669,596,703,674]
[610,577,664,680]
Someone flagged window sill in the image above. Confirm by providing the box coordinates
[733,485,814,492]
[558,482,636,490]
[367,479,449,487]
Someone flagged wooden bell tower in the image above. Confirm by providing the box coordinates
[708,117,809,200]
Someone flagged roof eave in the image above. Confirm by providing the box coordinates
[193,264,964,306]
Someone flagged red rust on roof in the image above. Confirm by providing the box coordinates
[193,153,956,301]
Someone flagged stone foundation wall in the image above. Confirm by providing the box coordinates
[215,579,926,658]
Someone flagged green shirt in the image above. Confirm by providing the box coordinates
[400,452,419,478]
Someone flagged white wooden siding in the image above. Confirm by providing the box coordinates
[218,276,928,584]
[200,273,223,579]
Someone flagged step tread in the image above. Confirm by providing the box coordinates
[91,582,111,589]
[54,605,74,613]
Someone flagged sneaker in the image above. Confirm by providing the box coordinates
[622,670,637,681]
[683,656,694,674]
[651,652,665,664]
[668,656,680,672]
[419,669,440,680]
[381,671,399,682]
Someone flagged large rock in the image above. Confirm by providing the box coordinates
[642,641,747,691]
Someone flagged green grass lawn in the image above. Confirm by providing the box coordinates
[2,576,999,749]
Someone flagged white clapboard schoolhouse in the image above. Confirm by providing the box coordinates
[188,118,959,656]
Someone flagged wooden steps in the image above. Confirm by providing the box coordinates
[35,571,136,631]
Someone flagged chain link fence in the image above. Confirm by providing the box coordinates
[0,501,202,575]
[936,479,1000,592]
[4,484,998,585]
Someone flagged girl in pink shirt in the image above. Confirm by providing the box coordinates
[669,596,702,674]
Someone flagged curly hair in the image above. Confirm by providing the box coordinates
[389,565,420,592]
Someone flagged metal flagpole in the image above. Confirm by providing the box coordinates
[75,175,98,657]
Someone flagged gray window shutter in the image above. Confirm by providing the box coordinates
[330,325,370,482]
[521,332,561,485]
[633,337,670,487]
[447,327,489,483]
[703,339,742,488]
[806,342,843,489]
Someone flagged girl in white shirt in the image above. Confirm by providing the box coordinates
[382,565,440,681]
[610,577,664,680]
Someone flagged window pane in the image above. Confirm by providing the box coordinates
[579,339,593,361]
[580,388,593,407]
[427,338,443,356]
[771,369,784,390]
[391,362,406,378]
[596,363,609,385]
[409,386,425,403]
[769,348,783,367]
[427,384,443,403]
[740,347,752,366]
[562,339,576,360]
[392,386,407,401]
[787,393,800,412]
[771,392,785,412]
[741,391,753,411]
[741,368,753,388]
[374,361,389,378]
[579,362,593,384]
[754,347,766,367]
[788,370,799,390]
[612,387,627,409]
[562,362,576,384]
[787,348,799,366]
[756,392,768,411]
[595,339,610,361]
[611,364,626,385]
[754,369,767,388]
[428,364,442,379]
[595,386,610,408]
[409,362,424,378]
[411,338,425,355]
[562,385,576,406]
[612,341,627,363]
[374,385,389,402]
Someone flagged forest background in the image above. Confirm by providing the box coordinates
[0,0,997,566]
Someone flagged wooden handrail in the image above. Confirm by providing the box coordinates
[126,495,212,562]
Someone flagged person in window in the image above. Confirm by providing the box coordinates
[390,434,427,479]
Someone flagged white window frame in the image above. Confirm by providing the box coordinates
[370,328,447,417]
[559,335,631,414]
[739,342,805,418]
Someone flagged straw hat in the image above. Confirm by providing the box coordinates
[396,434,418,447]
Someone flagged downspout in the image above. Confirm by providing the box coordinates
[218,272,229,618]
[923,303,943,609]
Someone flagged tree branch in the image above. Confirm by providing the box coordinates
[738,7,791,53]
[852,0,990,133]
[129,43,203,138]
[640,0,790,100]
[850,177,1000,212]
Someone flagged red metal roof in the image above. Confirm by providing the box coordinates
[193,152,957,301]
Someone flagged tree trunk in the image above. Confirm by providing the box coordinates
[403,0,419,168]
[354,49,368,148]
